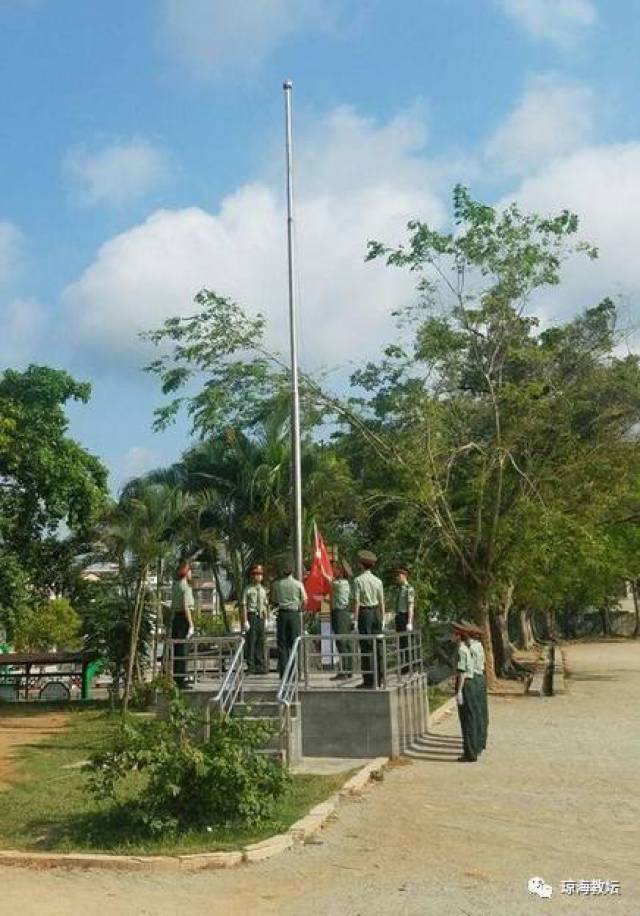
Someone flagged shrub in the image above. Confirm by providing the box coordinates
[129,674,175,710]
[87,697,289,835]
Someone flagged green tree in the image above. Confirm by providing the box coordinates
[13,597,81,653]
[356,188,640,680]
[0,365,108,640]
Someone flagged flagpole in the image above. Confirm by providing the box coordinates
[283,79,304,583]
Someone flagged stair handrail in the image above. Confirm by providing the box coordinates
[277,636,301,765]
[214,635,245,717]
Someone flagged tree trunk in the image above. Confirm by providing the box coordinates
[518,608,535,650]
[490,583,519,678]
[122,567,148,715]
[471,582,497,689]
[599,607,611,637]
[212,564,231,633]
[151,556,163,678]
[630,580,639,639]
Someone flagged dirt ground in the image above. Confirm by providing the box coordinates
[2,641,639,915]
[0,709,70,789]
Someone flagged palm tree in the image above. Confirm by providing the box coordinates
[100,481,194,713]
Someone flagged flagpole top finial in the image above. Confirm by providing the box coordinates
[283,79,293,90]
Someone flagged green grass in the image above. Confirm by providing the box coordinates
[0,706,347,855]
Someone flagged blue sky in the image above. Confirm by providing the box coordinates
[1,0,639,490]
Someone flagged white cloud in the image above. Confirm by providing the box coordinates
[62,105,445,367]
[64,140,170,207]
[121,446,160,481]
[0,297,43,367]
[0,221,24,285]
[505,144,640,328]
[157,0,342,79]
[485,73,596,175]
[497,0,597,48]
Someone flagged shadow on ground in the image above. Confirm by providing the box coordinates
[403,732,463,762]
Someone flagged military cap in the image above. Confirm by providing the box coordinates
[451,621,471,635]
[357,549,377,565]
[394,564,410,576]
[460,618,483,638]
[279,557,294,576]
[249,563,264,575]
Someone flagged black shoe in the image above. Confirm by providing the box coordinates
[457,755,477,762]
[343,672,353,679]
[330,673,343,681]
[355,682,369,689]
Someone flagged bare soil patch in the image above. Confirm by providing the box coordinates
[0,708,70,789]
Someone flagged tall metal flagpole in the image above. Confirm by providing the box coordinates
[283,79,304,582]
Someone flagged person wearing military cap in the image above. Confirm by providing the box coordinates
[353,550,385,688]
[389,565,415,675]
[271,558,307,678]
[327,560,354,680]
[452,622,478,762]
[461,619,488,754]
[241,564,269,675]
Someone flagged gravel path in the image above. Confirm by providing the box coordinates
[2,641,639,915]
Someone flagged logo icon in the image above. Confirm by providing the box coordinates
[528,877,553,899]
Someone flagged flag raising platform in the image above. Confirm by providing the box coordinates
[167,634,429,761]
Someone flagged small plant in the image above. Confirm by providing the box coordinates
[87,697,289,835]
[129,674,175,710]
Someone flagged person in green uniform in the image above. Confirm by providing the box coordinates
[389,565,415,674]
[271,559,307,678]
[463,620,488,754]
[241,564,269,675]
[170,561,195,689]
[328,560,354,680]
[453,622,478,762]
[353,550,385,688]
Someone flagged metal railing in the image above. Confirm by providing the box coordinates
[297,631,424,688]
[214,636,246,716]
[276,636,301,765]
[165,635,243,690]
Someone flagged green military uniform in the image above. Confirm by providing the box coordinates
[389,579,415,673]
[353,565,385,687]
[170,577,194,688]
[469,636,488,752]
[242,582,269,674]
[272,573,307,677]
[456,639,478,761]
[331,577,354,677]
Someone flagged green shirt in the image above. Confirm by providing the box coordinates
[271,575,307,610]
[242,583,269,618]
[171,578,194,617]
[353,570,384,609]
[456,642,473,678]
[469,638,485,675]
[330,578,352,611]
[390,583,415,615]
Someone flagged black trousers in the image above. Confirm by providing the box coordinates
[457,678,479,761]
[277,608,301,678]
[171,613,189,688]
[331,607,353,672]
[245,613,266,674]
[395,612,410,674]
[358,605,383,687]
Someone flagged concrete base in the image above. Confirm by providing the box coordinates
[300,674,429,758]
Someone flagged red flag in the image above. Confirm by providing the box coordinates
[304,523,332,612]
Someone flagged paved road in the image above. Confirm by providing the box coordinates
[3,641,639,915]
